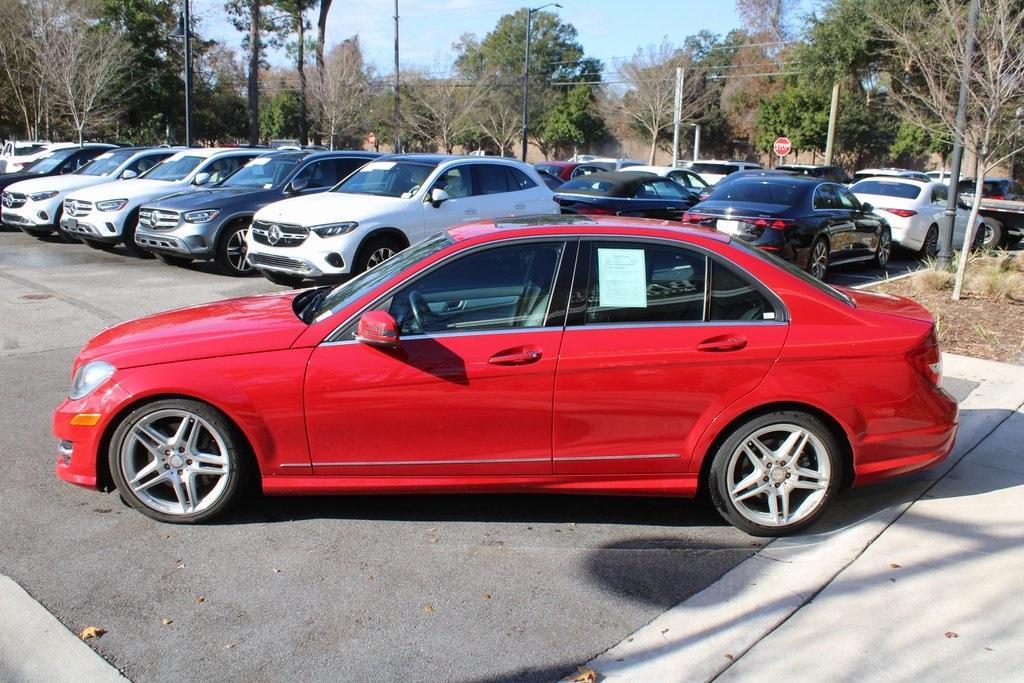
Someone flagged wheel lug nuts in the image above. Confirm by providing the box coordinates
[177,469,183,475]
[164,464,170,469]
[178,447,185,453]
[186,459,192,465]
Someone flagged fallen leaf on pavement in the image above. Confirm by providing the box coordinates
[945,631,959,639]
[196,596,205,603]
[565,667,596,683]
[423,604,435,614]
[79,626,105,640]
[724,653,734,661]
[161,618,172,625]
[890,563,901,569]
[271,567,281,573]
[224,642,236,650]
[482,593,492,600]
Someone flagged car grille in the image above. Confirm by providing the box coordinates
[64,198,92,217]
[138,208,180,230]
[2,192,26,208]
[247,252,311,272]
[251,220,309,247]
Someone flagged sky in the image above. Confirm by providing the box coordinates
[195,0,823,74]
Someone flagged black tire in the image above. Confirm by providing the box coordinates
[108,398,250,524]
[873,227,891,270]
[354,235,405,274]
[708,410,842,536]
[82,238,116,251]
[155,253,191,267]
[261,270,305,287]
[120,210,154,258]
[807,236,830,280]
[214,220,255,276]
[919,225,939,260]
[978,218,1002,251]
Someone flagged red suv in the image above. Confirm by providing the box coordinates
[53,216,957,535]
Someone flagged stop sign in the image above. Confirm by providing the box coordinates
[773,137,792,157]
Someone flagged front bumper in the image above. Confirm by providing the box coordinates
[52,381,132,490]
[60,208,130,241]
[135,221,220,259]
[2,203,59,230]
[245,231,357,277]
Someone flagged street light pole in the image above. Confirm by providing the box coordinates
[394,0,401,154]
[939,0,979,270]
[520,3,560,162]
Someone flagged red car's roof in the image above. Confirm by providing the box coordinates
[447,215,730,244]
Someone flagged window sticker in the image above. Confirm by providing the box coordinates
[247,157,272,166]
[597,248,647,308]
[363,161,397,171]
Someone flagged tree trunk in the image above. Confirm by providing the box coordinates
[952,167,986,301]
[312,0,332,145]
[248,0,261,146]
[297,15,308,145]
[648,132,657,165]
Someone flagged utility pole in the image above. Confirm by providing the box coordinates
[939,0,979,270]
[671,66,683,167]
[521,3,561,162]
[823,80,840,165]
[693,123,701,162]
[393,0,401,153]
[183,0,192,147]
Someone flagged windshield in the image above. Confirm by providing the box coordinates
[308,233,454,322]
[221,155,298,188]
[77,150,134,177]
[26,148,78,174]
[334,160,436,198]
[142,155,204,181]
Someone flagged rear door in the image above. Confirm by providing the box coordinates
[552,239,788,475]
[812,183,855,255]
[836,184,881,256]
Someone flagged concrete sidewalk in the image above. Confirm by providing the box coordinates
[584,353,1024,681]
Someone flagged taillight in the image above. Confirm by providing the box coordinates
[991,194,1004,200]
[907,327,942,386]
[575,205,614,215]
[882,208,917,218]
[751,218,794,229]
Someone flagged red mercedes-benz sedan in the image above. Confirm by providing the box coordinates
[53,216,957,535]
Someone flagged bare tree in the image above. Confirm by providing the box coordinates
[474,88,520,156]
[615,41,714,164]
[36,0,131,144]
[404,72,491,154]
[311,37,371,149]
[871,0,1024,300]
[0,0,46,138]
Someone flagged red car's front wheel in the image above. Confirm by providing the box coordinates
[108,399,248,523]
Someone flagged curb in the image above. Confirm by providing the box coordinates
[0,575,126,682]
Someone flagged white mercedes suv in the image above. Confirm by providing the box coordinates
[61,147,263,256]
[1,147,177,239]
[246,154,558,285]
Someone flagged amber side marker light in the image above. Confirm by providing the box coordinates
[70,413,102,426]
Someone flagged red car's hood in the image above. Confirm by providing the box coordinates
[78,291,309,370]
[842,287,934,323]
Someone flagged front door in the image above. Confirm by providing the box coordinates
[552,240,788,475]
[421,164,482,234]
[304,239,572,477]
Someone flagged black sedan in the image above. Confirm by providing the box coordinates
[684,176,891,280]
[553,171,698,220]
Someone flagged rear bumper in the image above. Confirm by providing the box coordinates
[851,386,959,487]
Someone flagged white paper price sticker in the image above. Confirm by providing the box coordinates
[597,248,647,308]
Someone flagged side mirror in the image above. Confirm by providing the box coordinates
[861,202,873,213]
[429,188,449,207]
[120,169,138,180]
[288,176,310,194]
[193,172,211,186]
[355,310,400,348]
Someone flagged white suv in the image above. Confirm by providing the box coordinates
[61,147,263,255]
[246,154,557,285]
[1,147,177,239]
[686,159,763,185]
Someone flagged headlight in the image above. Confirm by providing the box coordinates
[29,190,59,201]
[96,199,129,212]
[183,209,220,223]
[312,222,358,237]
[69,361,115,400]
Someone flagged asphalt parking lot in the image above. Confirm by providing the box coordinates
[0,228,962,681]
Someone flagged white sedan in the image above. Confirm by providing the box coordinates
[850,177,984,257]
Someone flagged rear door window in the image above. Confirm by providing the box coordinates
[813,184,840,209]
[474,164,511,195]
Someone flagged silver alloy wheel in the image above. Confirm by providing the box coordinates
[119,409,231,516]
[811,240,828,279]
[923,226,939,259]
[366,246,396,269]
[225,227,252,272]
[877,230,891,266]
[726,423,831,528]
